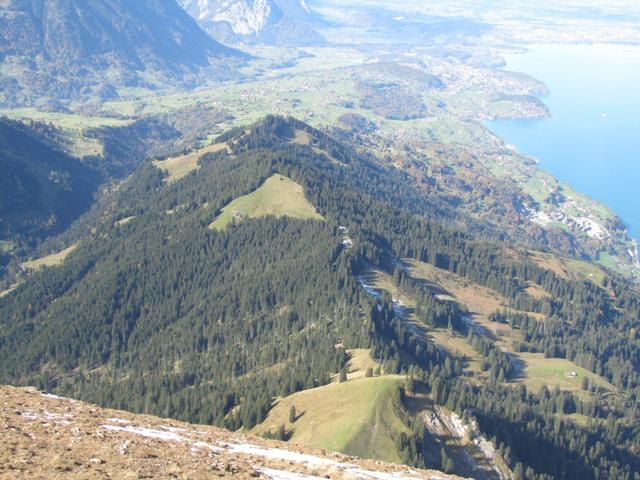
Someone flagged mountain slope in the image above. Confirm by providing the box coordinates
[254,375,411,464]
[0,0,246,107]
[0,118,101,241]
[179,0,324,45]
[0,385,462,480]
[1,116,640,479]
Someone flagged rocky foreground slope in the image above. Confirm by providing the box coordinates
[0,386,463,479]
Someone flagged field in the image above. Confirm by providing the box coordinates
[0,108,131,130]
[209,174,323,230]
[252,375,410,464]
[21,243,79,271]
[153,142,230,183]
[344,348,381,380]
[517,353,615,393]
[530,251,606,287]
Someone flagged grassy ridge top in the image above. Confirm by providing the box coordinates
[209,174,323,230]
[253,375,410,464]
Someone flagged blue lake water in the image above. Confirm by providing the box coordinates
[486,44,640,239]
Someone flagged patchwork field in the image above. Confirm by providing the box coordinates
[209,174,323,230]
[252,375,410,464]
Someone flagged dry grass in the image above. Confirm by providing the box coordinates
[290,129,344,166]
[345,348,381,380]
[0,282,21,298]
[153,142,230,183]
[1,385,462,480]
[530,251,606,287]
[406,259,507,318]
[22,243,79,271]
[115,216,137,227]
[524,282,551,300]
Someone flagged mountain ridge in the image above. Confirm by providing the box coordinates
[0,0,247,107]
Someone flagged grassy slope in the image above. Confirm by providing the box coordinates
[209,174,323,230]
[518,353,615,393]
[153,142,230,183]
[21,243,79,271]
[530,251,607,287]
[252,375,410,464]
[367,259,615,395]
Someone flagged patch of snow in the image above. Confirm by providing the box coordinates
[41,393,66,400]
[221,442,339,467]
[192,441,223,452]
[160,425,187,433]
[102,425,187,442]
[222,442,426,479]
[530,209,552,227]
[628,241,640,269]
[187,0,273,36]
[21,410,39,420]
[474,436,496,460]
[44,411,73,418]
[258,468,327,480]
[346,469,424,479]
[108,418,130,424]
[357,276,380,298]
[299,0,311,14]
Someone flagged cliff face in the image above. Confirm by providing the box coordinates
[179,0,324,45]
[0,385,465,480]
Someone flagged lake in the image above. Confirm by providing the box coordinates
[486,44,640,239]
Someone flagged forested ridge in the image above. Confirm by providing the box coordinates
[0,117,101,245]
[1,116,640,479]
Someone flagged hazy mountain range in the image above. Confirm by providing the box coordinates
[0,0,245,107]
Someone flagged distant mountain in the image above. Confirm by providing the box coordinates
[0,118,101,242]
[179,0,324,45]
[0,0,247,107]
